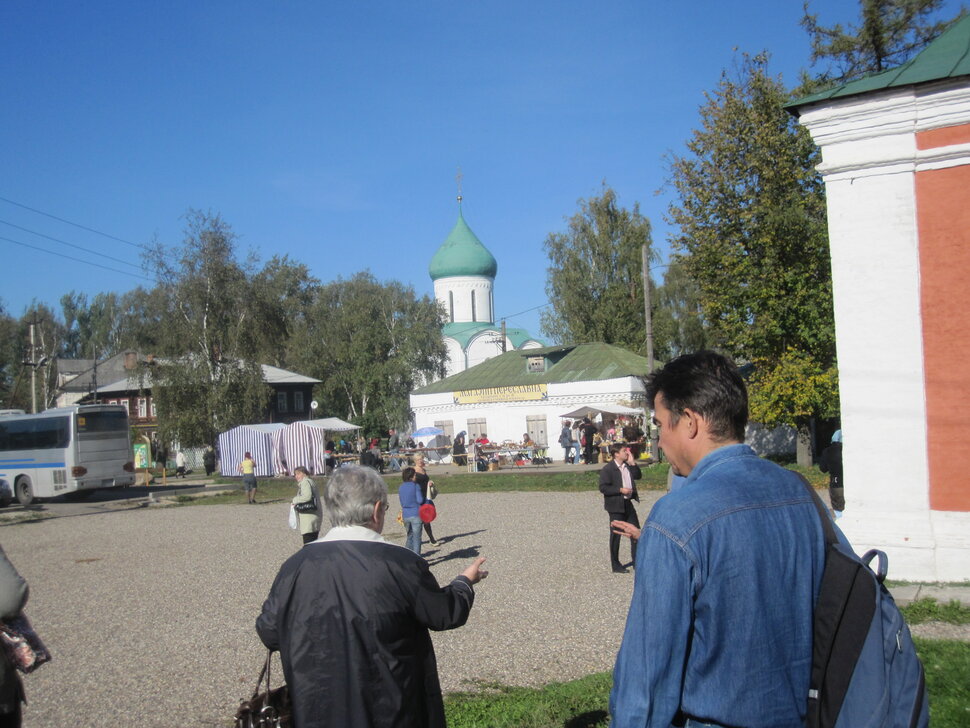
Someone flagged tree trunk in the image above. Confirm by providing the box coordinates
[796,422,813,468]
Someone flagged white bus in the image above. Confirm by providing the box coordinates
[0,404,136,506]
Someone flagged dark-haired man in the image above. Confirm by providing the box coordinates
[599,442,641,573]
[609,351,828,728]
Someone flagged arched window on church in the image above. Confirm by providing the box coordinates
[471,290,477,322]
[448,291,454,323]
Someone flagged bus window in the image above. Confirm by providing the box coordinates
[0,417,69,450]
[77,410,129,435]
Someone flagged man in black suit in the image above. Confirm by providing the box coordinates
[599,442,641,573]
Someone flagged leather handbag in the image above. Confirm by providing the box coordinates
[235,650,292,728]
[293,500,317,514]
[0,615,51,673]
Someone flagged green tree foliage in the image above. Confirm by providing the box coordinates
[666,53,837,463]
[0,302,22,408]
[651,259,709,361]
[250,255,319,367]
[541,185,658,354]
[289,272,446,436]
[146,210,271,447]
[801,0,962,87]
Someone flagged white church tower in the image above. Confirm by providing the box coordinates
[429,196,543,377]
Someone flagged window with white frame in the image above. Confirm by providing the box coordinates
[120,399,130,414]
[137,398,147,418]
[150,400,157,417]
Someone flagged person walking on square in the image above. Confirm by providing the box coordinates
[292,466,321,545]
[819,429,844,519]
[412,453,439,545]
[599,442,640,573]
[238,451,258,504]
[398,467,426,555]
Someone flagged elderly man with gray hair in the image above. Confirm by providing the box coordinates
[256,465,488,728]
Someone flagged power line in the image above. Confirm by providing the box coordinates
[0,234,157,283]
[0,194,149,251]
[0,218,145,272]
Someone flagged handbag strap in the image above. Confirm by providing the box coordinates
[253,649,273,697]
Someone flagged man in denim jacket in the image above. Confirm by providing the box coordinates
[609,351,826,728]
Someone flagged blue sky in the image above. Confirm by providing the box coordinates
[1,1,959,340]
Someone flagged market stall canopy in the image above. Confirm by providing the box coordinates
[217,423,287,478]
[294,417,361,432]
[560,403,644,419]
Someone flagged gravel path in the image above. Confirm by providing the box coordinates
[1,491,650,727]
[2,490,966,727]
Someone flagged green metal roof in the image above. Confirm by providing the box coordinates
[788,14,970,110]
[440,322,546,349]
[413,342,648,394]
[429,207,498,280]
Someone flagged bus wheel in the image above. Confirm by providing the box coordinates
[15,477,34,506]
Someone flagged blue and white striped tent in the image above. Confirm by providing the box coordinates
[217,423,287,478]
[272,418,360,476]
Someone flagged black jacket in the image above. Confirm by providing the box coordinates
[256,535,474,728]
[819,442,843,487]
[599,459,641,513]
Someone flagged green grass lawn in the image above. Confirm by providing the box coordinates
[172,460,829,506]
[443,637,970,728]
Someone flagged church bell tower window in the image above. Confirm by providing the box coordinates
[471,290,477,322]
[448,291,454,323]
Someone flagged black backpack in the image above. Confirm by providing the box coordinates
[800,479,929,728]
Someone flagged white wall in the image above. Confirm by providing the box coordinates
[434,275,494,324]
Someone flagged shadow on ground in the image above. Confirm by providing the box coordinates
[564,710,608,727]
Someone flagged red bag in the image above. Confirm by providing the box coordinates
[419,503,437,523]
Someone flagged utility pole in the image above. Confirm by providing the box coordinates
[641,244,654,373]
[24,321,48,414]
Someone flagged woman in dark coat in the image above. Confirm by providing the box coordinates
[256,466,487,728]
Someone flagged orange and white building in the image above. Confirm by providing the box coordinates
[790,16,970,580]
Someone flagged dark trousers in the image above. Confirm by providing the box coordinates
[609,500,640,569]
[830,486,845,512]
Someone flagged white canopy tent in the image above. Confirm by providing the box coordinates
[559,403,644,420]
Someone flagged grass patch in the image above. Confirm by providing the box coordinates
[902,598,970,625]
[444,674,611,728]
[916,639,970,728]
[443,639,970,727]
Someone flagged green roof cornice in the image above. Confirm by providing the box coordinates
[788,14,970,111]
[429,206,498,280]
